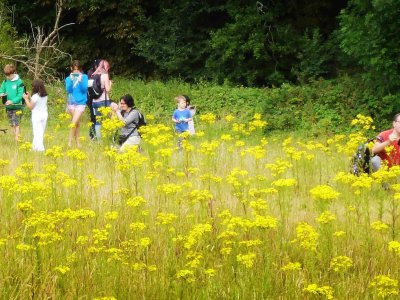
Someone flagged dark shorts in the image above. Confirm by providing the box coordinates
[6,110,22,126]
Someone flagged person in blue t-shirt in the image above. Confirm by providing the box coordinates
[172,95,192,149]
[65,60,88,148]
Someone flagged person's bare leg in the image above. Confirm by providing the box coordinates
[15,125,20,141]
[68,108,77,147]
[70,109,84,147]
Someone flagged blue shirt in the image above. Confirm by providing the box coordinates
[173,108,191,132]
[65,73,88,105]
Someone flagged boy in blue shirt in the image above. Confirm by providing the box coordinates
[172,96,192,149]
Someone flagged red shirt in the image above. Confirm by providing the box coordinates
[376,129,400,167]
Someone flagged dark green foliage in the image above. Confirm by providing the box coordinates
[339,0,400,95]
[102,76,392,136]
[3,0,347,86]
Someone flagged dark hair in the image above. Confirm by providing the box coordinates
[88,59,102,77]
[182,94,190,105]
[32,79,47,97]
[71,60,82,71]
[120,94,135,108]
[393,113,400,122]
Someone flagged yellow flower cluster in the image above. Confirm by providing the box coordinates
[271,178,297,188]
[157,183,183,195]
[236,252,257,268]
[184,223,212,250]
[66,149,87,161]
[292,222,319,252]
[265,158,292,177]
[187,189,213,204]
[140,124,173,147]
[388,241,400,257]
[351,114,375,131]
[303,284,334,299]
[281,262,302,272]
[371,221,389,231]
[330,255,353,273]
[198,140,220,156]
[241,145,266,160]
[199,112,216,124]
[156,213,178,225]
[316,211,336,224]
[310,185,340,201]
[369,275,399,298]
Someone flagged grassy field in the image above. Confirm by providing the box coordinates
[0,93,399,299]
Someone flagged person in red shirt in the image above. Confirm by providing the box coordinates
[372,113,400,170]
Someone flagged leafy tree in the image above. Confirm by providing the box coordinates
[135,1,228,80]
[339,0,400,95]
[0,1,22,66]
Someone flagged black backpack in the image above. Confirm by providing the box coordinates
[87,74,103,99]
[351,138,375,176]
[137,110,147,129]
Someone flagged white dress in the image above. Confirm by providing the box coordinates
[31,93,48,151]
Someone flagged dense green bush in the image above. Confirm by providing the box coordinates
[3,76,394,136]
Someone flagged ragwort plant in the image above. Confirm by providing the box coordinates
[1,109,400,299]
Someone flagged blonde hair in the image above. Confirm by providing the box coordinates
[4,64,16,76]
[174,95,186,104]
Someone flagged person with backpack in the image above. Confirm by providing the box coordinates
[110,94,143,152]
[90,59,112,139]
[65,60,88,148]
[0,64,24,141]
[371,113,400,171]
[87,59,101,139]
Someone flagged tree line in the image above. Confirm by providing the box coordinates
[1,0,400,98]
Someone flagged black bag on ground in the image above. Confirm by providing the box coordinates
[351,138,375,176]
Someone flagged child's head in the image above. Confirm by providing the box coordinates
[175,96,187,109]
[32,79,47,97]
[4,64,16,79]
[182,94,190,106]
[71,60,82,72]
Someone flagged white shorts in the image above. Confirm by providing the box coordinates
[120,135,141,152]
[68,104,86,113]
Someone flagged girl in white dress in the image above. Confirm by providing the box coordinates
[23,79,48,151]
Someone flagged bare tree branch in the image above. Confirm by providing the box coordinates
[0,0,74,82]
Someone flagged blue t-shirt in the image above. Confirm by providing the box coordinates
[65,73,88,105]
[173,108,191,132]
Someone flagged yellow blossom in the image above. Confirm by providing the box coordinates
[281,262,302,271]
[310,185,340,201]
[369,275,398,298]
[330,255,353,273]
[303,284,334,299]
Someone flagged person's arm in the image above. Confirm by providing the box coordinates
[7,81,24,105]
[23,92,36,110]
[0,80,5,94]
[372,134,399,154]
[65,77,73,93]
[79,74,88,93]
[172,111,180,123]
[124,110,139,126]
[185,110,192,122]
[103,74,112,92]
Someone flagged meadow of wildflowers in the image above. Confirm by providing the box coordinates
[0,111,400,299]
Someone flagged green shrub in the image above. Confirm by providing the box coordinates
[4,76,393,136]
